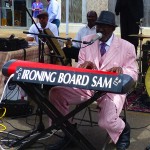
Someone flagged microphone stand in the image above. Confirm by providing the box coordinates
[25,7,44,63]
[10,7,46,148]
[14,7,89,148]
[23,31,92,61]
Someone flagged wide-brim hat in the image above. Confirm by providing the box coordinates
[95,11,118,27]
[37,11,48,18]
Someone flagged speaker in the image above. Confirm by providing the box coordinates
[3,80,27,101]
[0,38,28,51]
[0,38,18,51]
[0,80,33,117]
[0,100,33,117]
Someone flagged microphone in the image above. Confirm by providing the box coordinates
[83,33,103,45]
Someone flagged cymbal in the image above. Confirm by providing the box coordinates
[145,67,150,96]
[128,34,150,38]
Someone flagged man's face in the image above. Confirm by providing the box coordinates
[87,13,97,28]
[39,16,48,28]
[96,24,115,42]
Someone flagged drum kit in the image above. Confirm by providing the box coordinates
[128,28,150,98]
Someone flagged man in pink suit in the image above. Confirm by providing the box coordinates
[49,11,138,150]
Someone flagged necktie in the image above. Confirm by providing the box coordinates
[100,42,106,56]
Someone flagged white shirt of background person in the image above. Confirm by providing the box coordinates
[47,0,61,22]
[73,25,96,48]
[27,22,58,43]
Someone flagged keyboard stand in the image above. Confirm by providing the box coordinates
[11,82,105,150]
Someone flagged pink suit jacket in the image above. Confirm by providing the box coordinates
[77,34,138,113]
[49,34,138,143]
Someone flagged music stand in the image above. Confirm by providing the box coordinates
[13,7,50,144]
[12,6,72,147]
[43,29,68,65]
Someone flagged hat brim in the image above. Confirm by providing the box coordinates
[95,21,118,27]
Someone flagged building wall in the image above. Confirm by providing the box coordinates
[87,0,108,15]
[1,0,150,31]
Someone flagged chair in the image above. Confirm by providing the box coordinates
[72,98,128,126]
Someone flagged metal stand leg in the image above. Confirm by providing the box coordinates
[12,82,105,150]
[11,107,45,147]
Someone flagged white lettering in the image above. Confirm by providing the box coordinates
[63,73,71,84]
[81,75,89,86]
[19,69,90,87]
[69,74,76,84]
[103,78,112,88]
[58,73,89,86]
[91,76,98,87]
[91,76,112,89]
[75,74,82,85]
[49,72,57,82]
[21,70,30,79]
[40,71,57,82]
[29,70,37,80]
[58,73,65,83]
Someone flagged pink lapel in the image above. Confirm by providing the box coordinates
[90,40,101,69]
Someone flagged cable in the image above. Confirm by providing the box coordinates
[0,108,7,132]
[0,108,6,119]
[1,131,23,138]
[0,145,5,150]
[131,123,150,130]
[0,74,14,103]
[0,124,6,132]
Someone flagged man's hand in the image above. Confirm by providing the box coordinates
[78,61,97,69]
[26,37,34,42]
[107,67,123,74]
[65,39,72,48]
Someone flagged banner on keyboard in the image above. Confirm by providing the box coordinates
[13,67,126,93]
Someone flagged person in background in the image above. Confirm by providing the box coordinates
[115,0,144,54]
[32,0,43,23]
[63,10,97,63]
[47,0,61,31]
[48,11,138,150]
[26,11,58,43]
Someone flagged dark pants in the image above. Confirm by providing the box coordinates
[63,46,80,64]
[120,11,140,54]
[52,19,60,35]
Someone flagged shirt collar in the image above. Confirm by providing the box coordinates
[85,24,96,29]
[37,23,48,30]
[100,34,114,46]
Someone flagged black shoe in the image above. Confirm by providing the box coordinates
[116,122,130,150]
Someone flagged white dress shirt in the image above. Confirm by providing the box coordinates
[47,0,61,22]
[27,22,58,43]
[73,25,96,48]
[99,34,114,52]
